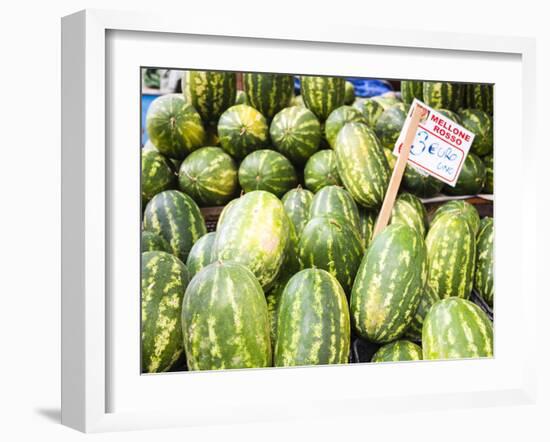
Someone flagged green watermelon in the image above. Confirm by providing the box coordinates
[143,139,182,170]
[265,274,291,348]
[274,268,350,366]
[281,213,302,275]
[431,200,480,235]
[141,148,176,206]
[354,98,385,128]
[303,149,342,192]
[483,155,493,193]
[291,95,305,107]
[437,109,462,125]
[203,124,220,147]
[298,215,364,293]
[457,109,493,156]
[146,94,205,160]
[238,149,298,197]
[344,81,355,104]
[325,105,368,149]
[141,230,171,253]
[185,231,216,279]
[143,190,207,262]
[243,72,294,121]
[403,165,444,198]
[400,80,423,105]
[300,76,346,121]
[475,217,494,306]
[358,208,377,249]
[383,147,397,170]
[308,185,361,233]
[404,284,440,342]
[141,251,189,373]
[351,223,428,343]
[371,340,423,362]
[422,298,493,359]
[181,261,271,370]
[281,186,314,237]
[235,89,248,105]
[269,106,321,165]
[214,190,289,288]
[335,122,391,209]
[391,192,428,237]
[184,70,237,123]
[216,196,240,230]
[178,147,239,206]
[218,104,269,159]
[422,82,464,111]
[464,84,493,115]
[443,153,486,196]
[426,212,476,299]
[374,103,407,150]
[372,92,403,110]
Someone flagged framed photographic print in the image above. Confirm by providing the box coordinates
[61,9,537,433]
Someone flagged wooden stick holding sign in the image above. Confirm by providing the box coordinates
[372,104,427,238]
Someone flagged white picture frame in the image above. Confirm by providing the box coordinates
[61,9,538,433]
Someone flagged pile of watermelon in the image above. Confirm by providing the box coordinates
[141,72,494,372]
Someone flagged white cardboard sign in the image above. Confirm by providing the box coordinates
[392,98,475,187]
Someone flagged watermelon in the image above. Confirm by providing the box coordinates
[214,190,289,288]
[298,215,364,293]
[422,298,493,359]
[269,106,321,165]
[437,109,462,125]
[371,340,423,362]
[344,80,355,104]
[404,284,440,342]
[300,76,346,121]
[143,139,182,171]
[281,213,302,275]
[178,146,239,206]
[141,230,171,253]
[400,80,423,105]
[184,70,237,123]
[308,185,361,233]
[218,104,269,159]
[483,155,493,193]
[274,268,350,367]
[141,148,176,206]
[265,273,291,348]
[374,103,407,150]
[203,124,220,147]
[458,109,493,156]
[281,186,314,237]
[185,231,216,279]
[474,217,494,306]
[391,192,428,237]
[383,147,397,170]
[372,92,403,110]
[354,98,385,128]
[351,223,427,343]
[431,200,480,235]
[426,212,476,299]
[403,165,444,198]
[143,190,207,262]
[141,251,189,373]
[443,153,486,196]
[145,94,205,160]
[464,84,493,115]
[335,122,391,209]
[358,208,377,249]
[181,261,271,370]
[291,95,305,107]
[325,105,367,149]
[243,72,294,121]
[303,149,342,192]
[235,89,248,105]
[238,149,298,197]
[422,82,464,111]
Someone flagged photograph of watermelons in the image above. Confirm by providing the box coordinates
[140,69,494,373]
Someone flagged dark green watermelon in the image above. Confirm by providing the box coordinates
[141,230,171,253]
[443,153,486,196]
[400,80,423,105]
[185,231,216,279]
[457,109,493,156]
[243,72,294,121]
[303,149,343,192]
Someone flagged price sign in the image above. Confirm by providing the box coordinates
[392,99,475,187]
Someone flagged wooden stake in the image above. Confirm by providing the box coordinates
[372,104,426,238]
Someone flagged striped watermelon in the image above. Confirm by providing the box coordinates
[185,231,216,279]
[344,81,355,104]
[269,106,321,165]
[266,273,291,348]
[354,98,385,128]
[281,186,314,237]
[309,185,361,233]
[243,72,294,121]
[141,230,171,253]
[426,212,476,299]
[300,76,346,121]
[374,103,407,150]
[335,122,391,209]
[458,109,493,156]
[303,149,342,192]
[141,251,189,373]
[475,217,494,306]
[404,284,440,342]
[281,213,302,275]
[184,70,237,123]
[216,196,240,230]
[141,148,176,206]
[146,94,205,160]
[214,190,289,289]
[358,208,377,249]
[351,223,428,343]
[218,104,269,159]
[291,95,305,107]
[437,109,462,125]
[400,80,423,105]
[372,93,403,110]
[203,124,220,147]
[325,105,367,149]
[443,153,486,196]
[235,90,248,105]
[422,82,464,111]
[178,147,239,206]
[143,190,207,262]
[181,261,271,370]
[383,147,397,170]
[483,155,493,193]
[465,84,493,115]
[431,200,480,235]
[274,268,350,367]
[422,298,493,359]
[371,340,423,362]
[403,165,444,198]
[391,192,428,237]
[298,215,364,293]
[238,149,298,197]
[143,140,182,171]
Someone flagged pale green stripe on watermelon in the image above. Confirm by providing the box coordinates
[431,200,480,235]
[308,185,361,233]
[281,186,314,237]
[141,230,171,253]
[390,192,428,237]
[400,80,423,105]
[371,340,423,362]
[358,208,377,249]
[141,148,176,206]
[243,72,294,121]
[265,273,291,349]
[304,149,342,192]
[475,217,494,306]
[185,231,217,279]
[354,98,385,128]
[300,76,346,121]
[422,82,464,111]
[324,105,367,149]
